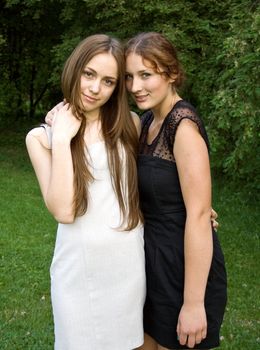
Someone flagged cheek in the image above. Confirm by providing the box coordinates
[125,80,132,92]
[103,86,116,101]
[80,76,87,89]
[146,78,163,92]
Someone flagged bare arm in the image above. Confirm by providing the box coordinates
[174,119,213,348]
[26,104,81,223]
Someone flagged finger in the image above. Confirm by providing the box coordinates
[45,111,53,125]
[56,101,66,111]
[212,208,218,219]
[46,111,52,119]
[212,219,219,229]
[178,331,188,346]
[176,321,181,342]
[186,333,196,348]
[176,331,180,343]
[195,331,202,344]
[50,106,58,114]
[176,322,180,334]
[56,100,67,109]
[61,102,70,111]
[50,101,66,115]
[202,327,207,340]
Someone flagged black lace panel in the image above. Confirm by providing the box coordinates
[139,100,209,162]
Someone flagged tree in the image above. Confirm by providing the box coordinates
[0,0,258,192]
[0,0,65,121]
[190,0,260,192]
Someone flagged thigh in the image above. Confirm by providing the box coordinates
[136,333,158,350]
[158,347,209,350]
[158,345,170,350]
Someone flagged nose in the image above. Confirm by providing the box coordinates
[89,80,100,94]
[130,77,142,94]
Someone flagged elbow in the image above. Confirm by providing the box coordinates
[186,206,211,218]
[54,214,75,224]
[199,207,212,220]
[46,203,75,224]
[186,206,212,223]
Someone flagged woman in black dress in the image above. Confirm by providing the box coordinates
[125,32,227,349]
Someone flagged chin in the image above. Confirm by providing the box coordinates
[136,102,150,111]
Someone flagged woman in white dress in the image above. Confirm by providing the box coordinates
[26,34,146,350]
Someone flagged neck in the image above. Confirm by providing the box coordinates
[84,110,100,123]
[152,91,181,121]
[84,118,102,145]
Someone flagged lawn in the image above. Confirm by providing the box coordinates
[0,124,259,349]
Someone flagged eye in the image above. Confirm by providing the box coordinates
[104,79,115,86]
[125,74,133,81]
[141,72,151,79]
[83,70,93,78]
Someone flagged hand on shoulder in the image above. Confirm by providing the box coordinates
[51,104,81,142]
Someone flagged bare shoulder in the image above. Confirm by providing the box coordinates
[177,117,199,132]
[130,111,141,136]
[175,118,202,145]
[26,126,50,150]
[26,126,45,137]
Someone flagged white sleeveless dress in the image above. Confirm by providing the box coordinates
[46,130,146,350]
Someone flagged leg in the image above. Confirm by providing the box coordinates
[159,346,209,350]
[136,332,158,350]
[158,345,170,350]
[137,332,211,350]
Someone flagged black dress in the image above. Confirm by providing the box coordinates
[138,100,227,349]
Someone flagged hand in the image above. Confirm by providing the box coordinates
[176,302,207,348]
[210,208,219,230]
[45,101,65,126]
[52,103,81,142]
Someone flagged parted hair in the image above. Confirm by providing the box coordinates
[125,32,185,89]
[61,34,142,230]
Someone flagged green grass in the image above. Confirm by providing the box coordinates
[0,124,56,349]
[0,125,259,349]
[212,182,260,349]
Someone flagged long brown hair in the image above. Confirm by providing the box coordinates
[61,34,142,230]
[125,32,185,89]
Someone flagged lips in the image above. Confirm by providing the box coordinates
[134,94,149,103]
[82,93,98,103]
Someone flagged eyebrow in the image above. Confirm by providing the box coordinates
[84,67,118,81]
[125,69,151,74]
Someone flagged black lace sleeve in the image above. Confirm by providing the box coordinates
[166,100,210,152]
[138,101,210,162]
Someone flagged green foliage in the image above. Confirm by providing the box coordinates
[0,0,65,120]
[0,0,259,192]
[211,7,260,189]
[187,0,260,193]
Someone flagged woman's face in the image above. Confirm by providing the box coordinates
[125,52,174,114]
[80,52,118,118]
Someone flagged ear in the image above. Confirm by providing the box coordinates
[169,73,177,83]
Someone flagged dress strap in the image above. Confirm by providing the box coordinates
[40,124,52,149]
